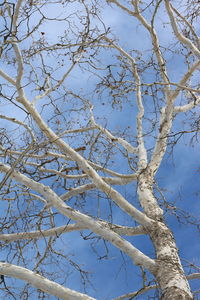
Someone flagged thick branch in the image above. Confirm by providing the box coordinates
[132,62,147,169]
[174,96,200,113]
[0,262,95,300]
[165,0,200,59]
[172,60,200,100]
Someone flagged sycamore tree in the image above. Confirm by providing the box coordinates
[0,0,199,299]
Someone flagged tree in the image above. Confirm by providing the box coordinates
[0,0,199,299]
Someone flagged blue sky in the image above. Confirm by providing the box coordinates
[0,0,200,299]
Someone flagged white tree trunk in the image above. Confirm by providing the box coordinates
[151,222,193,300]
[138,170,193,299]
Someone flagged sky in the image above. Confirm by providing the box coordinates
[0,0,200,299]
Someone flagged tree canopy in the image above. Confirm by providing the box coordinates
[0,0,199,299]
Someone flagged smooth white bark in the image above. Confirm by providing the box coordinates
[0,262,95,300]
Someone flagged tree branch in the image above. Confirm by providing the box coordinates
[90,106,137,154]
[0,163,156,273]
[174,96,200,113]
[112,285,157,300]
[14,96,151,226]
[112,273,200,299]
[0,224,146,242]
[164,0,200,59]
[0,69,16,85]
[0,262,95,300]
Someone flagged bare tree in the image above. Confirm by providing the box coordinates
[0,0,199,299]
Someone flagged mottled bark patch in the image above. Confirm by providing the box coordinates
[161,286,193,300]
[148,221,193,299]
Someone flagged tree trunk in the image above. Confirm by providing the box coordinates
[138,170,193,299]
[150,222,193,300]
